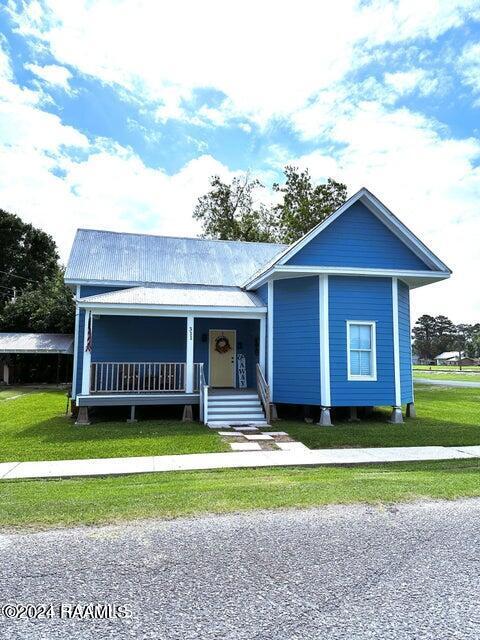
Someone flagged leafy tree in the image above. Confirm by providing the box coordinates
[193,168,348,244]
[273,168,347,244]
[193,175,278,242]
[413,314,460,360]
[0,269,75,334]
[0,208,59,302]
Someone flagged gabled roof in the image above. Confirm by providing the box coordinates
[0,333,74,354]
[436,351,465,360]
[78,284,265,310]
[65,229,286,288]
[243,188,451,289]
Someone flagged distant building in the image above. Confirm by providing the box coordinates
[435,351,478,366]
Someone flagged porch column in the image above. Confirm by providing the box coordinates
[81,310,92,395]
[186,315,194,393]
[259,316,266,373]
[391,277,404,424]
[3,363,9,385]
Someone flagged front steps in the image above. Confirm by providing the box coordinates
[207,392,268,427]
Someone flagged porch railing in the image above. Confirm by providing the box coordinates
[198,363,208,423]
[90,362,202,393]
[256,363,271,424]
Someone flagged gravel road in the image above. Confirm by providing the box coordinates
[1,499,479,639]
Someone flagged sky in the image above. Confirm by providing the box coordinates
[0,0,479,323]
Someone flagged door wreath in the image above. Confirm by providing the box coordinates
[214,335,232,354]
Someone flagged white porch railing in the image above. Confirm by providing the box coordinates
[256,363,271,424]
[90,362,202,393]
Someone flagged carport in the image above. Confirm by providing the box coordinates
[0,333,74,385]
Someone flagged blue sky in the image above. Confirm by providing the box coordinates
[0,0,479,321]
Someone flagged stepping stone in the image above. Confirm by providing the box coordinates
[244,434,273,441]
[275,442,309,451]
[218,431,238,436]
[230,442,262,451]
[263,431,288,436]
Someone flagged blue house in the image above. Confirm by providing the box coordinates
[65,188,450,427]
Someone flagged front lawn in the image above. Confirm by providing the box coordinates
[1,459,479,529]
[0,388,227,462]
[276,385,480,449]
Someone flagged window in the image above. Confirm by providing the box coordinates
[347,321,377,381]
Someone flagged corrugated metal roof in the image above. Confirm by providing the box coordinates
[65,229,287,287]
[80,285,265,309]
[0,333,74,354]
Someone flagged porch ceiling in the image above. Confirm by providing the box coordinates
[78,284,265,310]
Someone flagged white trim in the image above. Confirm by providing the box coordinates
[71,285,80,397]
[78,306,265,320]
[208,329,237,388]
[186,315,194,393]
[81,310,92,395]
[392,277,402,407]
[245,265,450,290]
[243,188,451,288]
[346,320,377,382]
[319,275,331,406]
[77,302,266,316]
[259,316,266,373]
[267,281,274,393]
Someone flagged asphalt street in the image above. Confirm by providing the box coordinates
[1,499,479,639]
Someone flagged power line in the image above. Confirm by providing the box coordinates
[0,269,40,284]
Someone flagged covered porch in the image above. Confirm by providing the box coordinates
[74,285,268,423]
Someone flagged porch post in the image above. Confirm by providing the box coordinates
[81,310,92,395]
[186,315,194,393]
[259,316,266,373]
[3,363,9,385]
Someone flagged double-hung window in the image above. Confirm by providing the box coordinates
[347,321,377,381]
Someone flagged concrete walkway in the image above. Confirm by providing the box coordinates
[0,445,479,480]
[415,377,480,388]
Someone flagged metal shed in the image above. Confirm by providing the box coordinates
[0,333,74,385]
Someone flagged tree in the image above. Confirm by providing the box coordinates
[193,168,348,244]
[0,208,59,302]
[193,175,278,242]
[0,269,75,334]
[273,167,347,244]
[412,314,457,360]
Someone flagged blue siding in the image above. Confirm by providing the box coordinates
[329,276,395,406]
[273,277,320,405]
[288,202,430,270]
[398,280,413,403]
[92,316,186,362]
[194,318,259,387]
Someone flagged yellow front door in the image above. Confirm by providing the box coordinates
[209,330,236,387]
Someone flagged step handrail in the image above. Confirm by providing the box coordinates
[199,363,209,424]
[256,363,271,424]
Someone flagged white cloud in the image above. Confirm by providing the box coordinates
[9,0,480,126]
[384,69,438,96]
[25,62,72,90]
[459,42,480,94]
[0,37,234,262]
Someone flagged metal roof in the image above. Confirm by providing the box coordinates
[65,229,287,287]
[79,285,265,309]
[0,333,74,354]
[436,351,465,360]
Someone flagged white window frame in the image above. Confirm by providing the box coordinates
[346,320,377,381]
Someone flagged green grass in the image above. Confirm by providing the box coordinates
[275,385,480,449]
[0,388,227,462]
[413,372,480,382]
[413,365,480,372]
[1,459,479,529]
